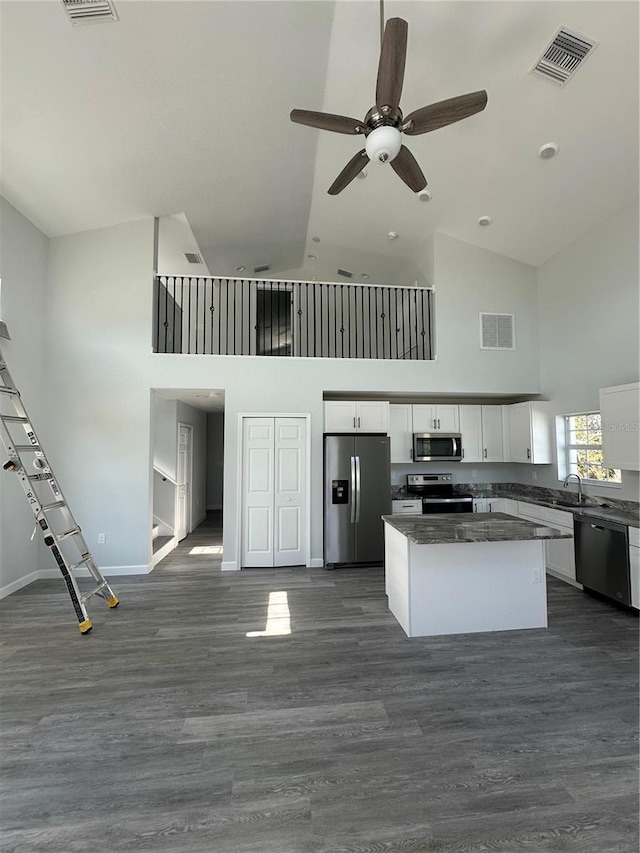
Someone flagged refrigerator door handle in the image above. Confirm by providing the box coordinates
[355,455,361,522]
[350,456,357,523]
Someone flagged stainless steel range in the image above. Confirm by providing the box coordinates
[406,473,473,514]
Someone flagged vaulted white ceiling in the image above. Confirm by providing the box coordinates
[1,1,638,283]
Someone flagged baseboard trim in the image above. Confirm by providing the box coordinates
[546,567,582,589]
[152,537,178,567]
[0,571,40,600]
[206,504,222,511]
[221,560,239,572]
[310,558,325,568]
[193,512,207,528]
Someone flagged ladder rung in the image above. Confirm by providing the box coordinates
[69,558,91,571]
[81,581,109,602]
[1,415,28,423]
[42,500,67,512]
[57,528,81,542]
[0,386,19,395]
[13,444,42,452]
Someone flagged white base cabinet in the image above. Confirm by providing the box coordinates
[517,501,576,584]
[629,527,639,609]
[392,499,422,515]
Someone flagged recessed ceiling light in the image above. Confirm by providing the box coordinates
[235,265,245,272]
[539,142,559,160]
[419,191,432,202]
[312,236,320,243]
[388,231,398,240]
[357,169,368,180]
[361,273,370,279]
[478,216,493,227]
[307,254,317,261]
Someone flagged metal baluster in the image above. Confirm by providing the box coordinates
[401,287,406,359]
[163,277,169,353]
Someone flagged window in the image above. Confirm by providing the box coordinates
[563,413,621,484]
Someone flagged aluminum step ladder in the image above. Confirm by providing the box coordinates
[0,326,119,633]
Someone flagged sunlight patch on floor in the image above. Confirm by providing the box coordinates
[189,546,223,555]
[246,591,291,637]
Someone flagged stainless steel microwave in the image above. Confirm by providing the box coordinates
[413,433,463,462]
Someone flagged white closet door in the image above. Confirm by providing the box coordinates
[242,418,275,567]
[274,417,306,567]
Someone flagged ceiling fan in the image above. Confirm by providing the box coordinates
[290,15,487,195]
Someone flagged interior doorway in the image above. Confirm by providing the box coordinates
[176,423,192,541]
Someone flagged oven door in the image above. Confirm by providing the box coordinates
[422,497,473,514]
[413,433,462,462]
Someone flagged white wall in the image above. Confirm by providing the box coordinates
[46,219,155,572]
[206,412,224,510]
[0,198,49,596]
[534,202,639,501]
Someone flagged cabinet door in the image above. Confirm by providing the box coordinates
[508,403,531,463]
[545,534,576,583]
[630,545,639,609]
[459,406,483,462]
[473,499,487,512]
[412,404,437,432]
[357,401,389,433]
[435,405,460,432]
[502,498,519,516]
[481,406,504,462]
[600,384,640,471]
[487,498,505,513]
[324,401,357,432]
[389,404,413,463]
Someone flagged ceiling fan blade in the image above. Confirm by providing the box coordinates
[390,146,427,193]
[375,17,408,112]
[290,109,365,135]
[327,149,370,195]
[403,90,488,135]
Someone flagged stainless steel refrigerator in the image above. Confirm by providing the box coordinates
[324,433,391,566]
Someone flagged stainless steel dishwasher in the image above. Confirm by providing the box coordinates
[574,515,631,605]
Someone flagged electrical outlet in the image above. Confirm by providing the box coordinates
[471,469,478,478]
[531,566,541,583]
[532,470,538,480]
[98,533,106,544]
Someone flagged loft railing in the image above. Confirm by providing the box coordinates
[153,275,434,360]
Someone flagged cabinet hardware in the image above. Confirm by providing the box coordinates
[437,419,441,429]
[357,417,361,428]
[527,448,531,460]
[484,448,488,459]
[433,419,436,429]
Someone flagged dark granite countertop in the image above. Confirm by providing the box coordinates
[382,512,574,545]
[390,483,639,528]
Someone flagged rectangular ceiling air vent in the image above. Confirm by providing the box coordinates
[253,264,271,274]
[337,268,353,279]
[62,0,119,25]
[184,253,202,265]
[480,313,515,350]
[530,27,597,86]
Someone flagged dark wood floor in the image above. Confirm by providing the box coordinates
[1,512,638,852]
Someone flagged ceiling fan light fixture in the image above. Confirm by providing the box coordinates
[478,215,493,227]
[419,190,432,202]
[364,125,402,164]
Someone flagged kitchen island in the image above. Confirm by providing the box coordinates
[382,512,573,638]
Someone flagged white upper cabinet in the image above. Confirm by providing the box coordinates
[482,405,504,462]
[412,404,459,433]
[324,401,390,434]
[600,383,640,471]
[459,405,503,463]
[389,404,414,463]
[508,402,552,464]
[459,406,483,463]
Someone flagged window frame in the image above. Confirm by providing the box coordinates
[557,411,621,487]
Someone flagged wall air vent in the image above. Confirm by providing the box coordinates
[480,313,515,350]
[253,264,271,274]
[530,27,597,86]
[337,268,353,279]
[184,253,202,265]
[62,0,119,25]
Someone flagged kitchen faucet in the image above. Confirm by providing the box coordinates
[563,472,584,504]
